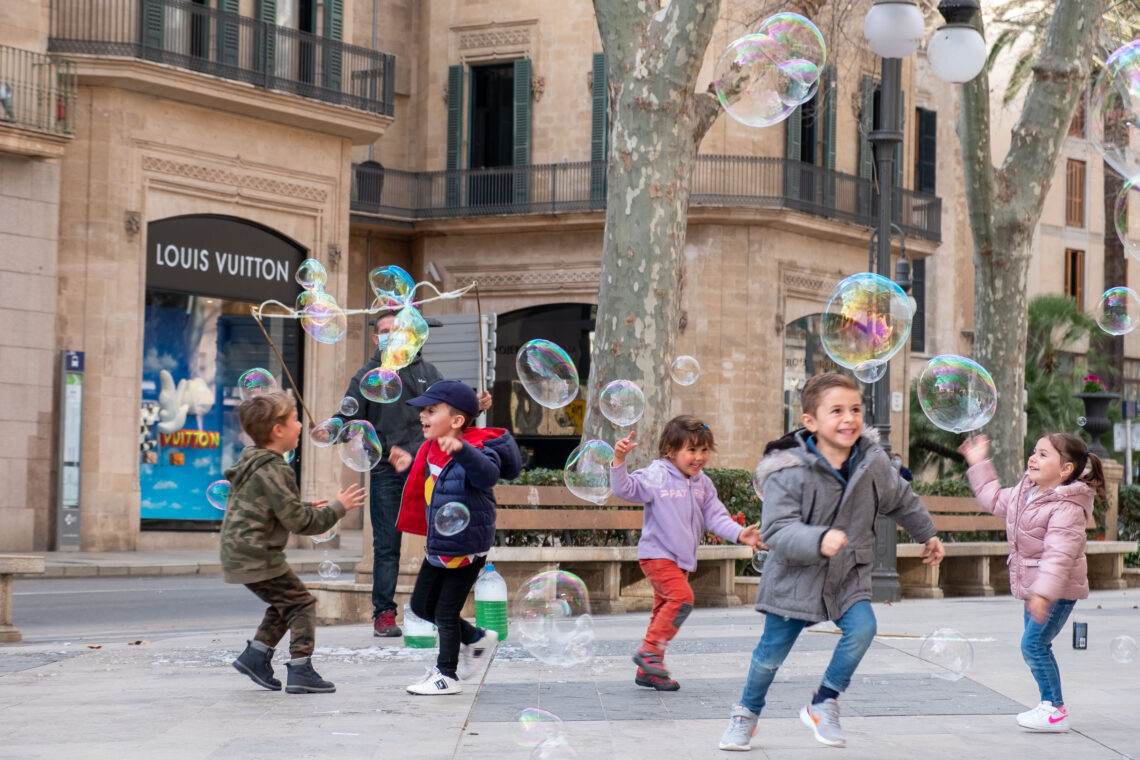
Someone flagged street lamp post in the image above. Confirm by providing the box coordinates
[862,0,985,602]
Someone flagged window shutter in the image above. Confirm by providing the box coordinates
[323,0,343,93]
[513,58,532,205]
[785,105,802,201]
[141,0,165,60]
[218,0,240,69]
[446,64,464,207]
[257,0,276,81]
[822,64,837,208]
[916,107,937,194]
[858,76,874,179]
[910,258,926,352]
[590,52,607,205]
[894,90,905,188]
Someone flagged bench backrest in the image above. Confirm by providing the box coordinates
[492,484,642,531]
[921,495,1097,531]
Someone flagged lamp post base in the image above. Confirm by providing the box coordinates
[871,514,901,602]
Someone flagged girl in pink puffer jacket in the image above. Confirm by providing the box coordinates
[960,432,1105,735]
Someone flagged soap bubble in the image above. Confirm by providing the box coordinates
[714,34,797,128]
[853,360,887,384]
[237,368,277,400]
[1090,41,1140,181]
[1113,174,1140,258]
[317,559,341,579]
[1077,416,1088,427]
[1110,634,1138,663]
[340,396,359,416]
[531,737,580,759]
[283,448,295,464]
[564,440,614,505]
[514,708,565,749]
[516,339,580,409]
[360,367,403,403]
[369,264,416,305]
[1095,286,1140,336]
[919,628,973,681]
[310,417,343,447]
[670,355,701,385]
[339,420,382,472]
[380,306,429,370]
[820,273,912,369]
[301,295,348,345]
[751,549,769,573]
[433,502,470,537]
[513,570,595,667]
[206,480,230,510]
[311,525,338,544]
[295,258,327,291]
[756,12,827,71]
[777,58,820,107]
[598,380,645,426]
[918,355,997,433]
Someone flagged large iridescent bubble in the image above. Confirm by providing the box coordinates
[1113,173,1140,259]
[819,273,912,370]
[433,502,470,537]
[756,12,826,70]
[369,265,416,307]
[1095,286,1140,336]
[564,440,614,505]
[598,380,645,427]
[360,367,403,403]
[918,628,973,681]
[380,306,429,370]
[1090,40,1140,180]
[238,368,277,400]
[513,570,595,668]
[339,420,382,472]
[206,480,230,510]
[917,355,997,434]
[714,34,797,128]
[295,258,328,291]
[310,417,344,447]
[516,339,580,409]
[853,360,887,384]
[299,292,348,345]
[670,355,701,386]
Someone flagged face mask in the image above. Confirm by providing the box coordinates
[376,333,389,351]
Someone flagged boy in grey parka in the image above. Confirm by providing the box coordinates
[719,373,944,751]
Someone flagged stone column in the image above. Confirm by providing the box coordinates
[1102,459,1122,540]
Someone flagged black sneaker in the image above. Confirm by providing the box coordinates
[285,657,336,694]
[635,668,680,691]
[632,649,669,678]
[232,640,282,691]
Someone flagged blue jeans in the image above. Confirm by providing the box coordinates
[1021,599,1075,706]
[739,601,877,715]
[370,463,407,617]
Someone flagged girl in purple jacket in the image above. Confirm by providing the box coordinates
[960,432,1105,733]
[611,415,760,691]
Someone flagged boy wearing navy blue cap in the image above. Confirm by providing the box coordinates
[393,380,522,695]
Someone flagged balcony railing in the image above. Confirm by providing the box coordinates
[350,156,942,242]
[0,44,77,137]
[48,0,395,116]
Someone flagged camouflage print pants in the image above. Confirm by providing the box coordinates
[245,568,317,658]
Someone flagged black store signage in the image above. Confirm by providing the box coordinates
[146,215,306,303]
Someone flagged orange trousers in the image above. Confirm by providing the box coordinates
[639,558,695,655]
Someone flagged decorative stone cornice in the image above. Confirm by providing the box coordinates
[140,155,328,203]
[448,264,600,297]
[453,20,538,64]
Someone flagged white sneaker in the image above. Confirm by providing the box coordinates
[1017,700,1069,731]
[457,629,499,680]
[406,666,461,695]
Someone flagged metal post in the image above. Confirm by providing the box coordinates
[867,56,903,602]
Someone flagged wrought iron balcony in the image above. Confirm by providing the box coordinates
[350,156,941,242]
[0,44,77,137]
[48,0,394,116]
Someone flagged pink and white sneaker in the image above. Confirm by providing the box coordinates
[1017,701,1070,732]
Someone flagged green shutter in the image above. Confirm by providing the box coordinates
[785,105,802,201]
[822,64,837,208]
[910,258,926,352]
[894,90,905,188]
[257,0,276,80]
[323,0,343,93]
[916,107,937,194]
[590,52,607,205]
[446,64,464,207]
[513,58,532,205]
[858,76,874,180]
[141,0,164,61]
[217,0,240,69]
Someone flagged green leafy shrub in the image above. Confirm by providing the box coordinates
[1117,484,1140,568]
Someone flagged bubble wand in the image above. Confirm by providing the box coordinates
[250,307,319,429]
[475,281,486,397]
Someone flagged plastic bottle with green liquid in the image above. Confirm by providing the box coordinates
[474,563,508,641]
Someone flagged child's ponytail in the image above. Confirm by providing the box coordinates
[1047,432,1108,502]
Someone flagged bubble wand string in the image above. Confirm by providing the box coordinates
[475,281,486,397]
[249,307,318,429]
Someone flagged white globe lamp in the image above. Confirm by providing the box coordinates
[863,0,925,59]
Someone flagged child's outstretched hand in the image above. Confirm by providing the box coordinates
[613,431,638,466]
[737,523,762,548]
[388,445,412,472]
[958,435,989,467]
[1026,594,1051,624]
[437,436,463,455]
[820,529,848,558]
[337,483,367,511]
[921,535,945,565]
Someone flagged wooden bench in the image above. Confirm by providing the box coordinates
[0,554,45,643]
[896,496,1138,598]
[487,485,753,614]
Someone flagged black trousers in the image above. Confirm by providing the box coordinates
[409,556,485,678]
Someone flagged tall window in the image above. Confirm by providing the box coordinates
[1065,158,1086,227]
[914,107,937,195]
[1068,96,1086,138]
[1065,248,1085,309]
